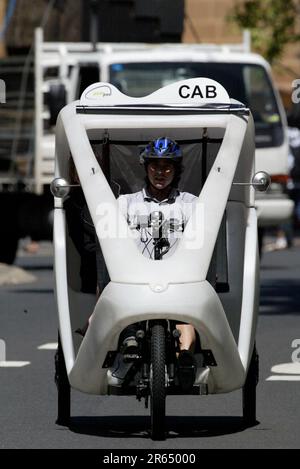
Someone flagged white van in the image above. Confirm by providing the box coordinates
[36,30,293,228]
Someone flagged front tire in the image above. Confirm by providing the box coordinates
[150,323,166,440]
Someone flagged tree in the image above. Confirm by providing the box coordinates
[230,0,300,64]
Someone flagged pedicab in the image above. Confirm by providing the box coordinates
[51,78,270,440]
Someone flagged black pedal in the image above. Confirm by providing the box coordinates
[123,353,141,363]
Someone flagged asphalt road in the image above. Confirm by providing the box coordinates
[0,242,300,449]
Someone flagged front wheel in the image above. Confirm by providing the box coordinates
[243,345,259,425]
[150,323,166,440]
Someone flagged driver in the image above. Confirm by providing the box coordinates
[117,137,198,390]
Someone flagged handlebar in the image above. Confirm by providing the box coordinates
[129,211,184,260]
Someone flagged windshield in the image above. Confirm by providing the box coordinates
[109,62,283,148]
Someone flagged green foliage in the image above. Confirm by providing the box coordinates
[230,0,300,63]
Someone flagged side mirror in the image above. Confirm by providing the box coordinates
[233,171,271,192]
[251,171,271,192]
[50,178,79,198]
[48,83,66,126]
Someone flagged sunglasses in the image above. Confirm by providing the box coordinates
[148,163,174,174]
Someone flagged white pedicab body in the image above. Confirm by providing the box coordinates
[52,78,264,437]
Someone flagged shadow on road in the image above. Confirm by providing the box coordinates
[260,279,300,316]
[67,415,258,440]
[10,288,53,294]
[18,264,53,271]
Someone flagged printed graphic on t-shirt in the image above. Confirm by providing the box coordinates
[118,189,197,259]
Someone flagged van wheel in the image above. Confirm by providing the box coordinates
[150,323,166,440]
[0,232,19,264]
[243,345,259,425]
[55,333,70,426]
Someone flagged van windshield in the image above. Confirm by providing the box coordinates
[109,62,283,148]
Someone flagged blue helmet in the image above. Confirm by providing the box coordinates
[140,137,182,164]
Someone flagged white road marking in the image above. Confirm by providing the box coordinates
[267,362,300,381]
[37,343,58,350]
[0,361,30,367]
[1,339,30,367]
[266,375,300,381]
[271,362,300,375]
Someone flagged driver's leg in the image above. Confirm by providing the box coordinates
[176,324,196,391]
[176,324,196,352]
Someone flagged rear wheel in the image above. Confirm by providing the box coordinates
[243,345,259,425]
[150,323,166,440]
[55,333,71,426]
[258,227,264,258]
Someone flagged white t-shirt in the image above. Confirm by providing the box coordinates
[118,187,197,259]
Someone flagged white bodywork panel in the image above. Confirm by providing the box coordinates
[53,78,259,395]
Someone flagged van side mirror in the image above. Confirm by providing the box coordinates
[48,83,66,126]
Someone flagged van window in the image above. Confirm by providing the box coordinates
[76,63,100,99]
[109,62,283,148]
